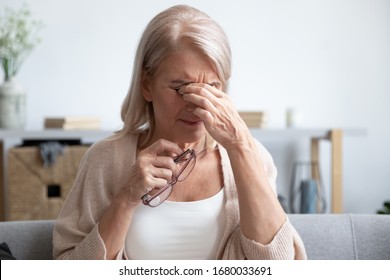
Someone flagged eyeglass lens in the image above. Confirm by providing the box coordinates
[175,151,196,182]
[143,149,196,207]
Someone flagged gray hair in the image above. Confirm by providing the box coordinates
[117,5,232,146]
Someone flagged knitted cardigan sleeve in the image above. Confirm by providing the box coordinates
[219,140,307,260]
[53,138,120,260]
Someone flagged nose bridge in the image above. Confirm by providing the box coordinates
[180,93,196,111]
[185,100,196,112]
[199,72,207,84]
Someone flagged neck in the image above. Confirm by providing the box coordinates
[138,131,208,154]
[177,138,207,154]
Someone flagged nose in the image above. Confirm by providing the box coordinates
[185,100,196,112]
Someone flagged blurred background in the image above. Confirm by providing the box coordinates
[0,0,389,214]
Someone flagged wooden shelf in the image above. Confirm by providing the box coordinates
[250,128,366,213]
[249,128,366,139]
[0,129,113,140]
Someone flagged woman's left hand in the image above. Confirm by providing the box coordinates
[180,83,251,149]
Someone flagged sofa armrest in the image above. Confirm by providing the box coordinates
[289,214,390,260]
[0,220,54,260]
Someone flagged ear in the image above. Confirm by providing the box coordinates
[141,72,153,102]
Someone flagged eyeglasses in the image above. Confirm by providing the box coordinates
[141,149,196,207]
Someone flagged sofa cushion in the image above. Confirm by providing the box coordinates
[0,242,17,260]
[352,214,390,260]
[289,214,357,259]
[0,220,54,260]
[0,215,389,260]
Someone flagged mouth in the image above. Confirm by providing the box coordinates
[179,119,203,126]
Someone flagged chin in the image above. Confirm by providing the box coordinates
[175,129,206,144]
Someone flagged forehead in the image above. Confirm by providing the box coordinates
[153,48,221,84]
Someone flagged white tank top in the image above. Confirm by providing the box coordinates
[125,188,225,259]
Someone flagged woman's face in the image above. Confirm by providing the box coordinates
[142,48,222,148]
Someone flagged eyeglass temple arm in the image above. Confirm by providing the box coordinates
[174,149,195,163]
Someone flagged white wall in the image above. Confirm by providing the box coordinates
[1,0,389,213]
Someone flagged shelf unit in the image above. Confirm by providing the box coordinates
[0,129,113,220]
[0,128,365,220]
[250,128,366,213]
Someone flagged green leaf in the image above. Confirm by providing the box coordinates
[0,3,43,79]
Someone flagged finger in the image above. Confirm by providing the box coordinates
[128,176,166,202]
[192,107,215,126]
[145,178,170,190]
[182,93,217,113]
[153,155,177,170]
[150,167,173,183]
[141,182,172,204]
[153,156,191,180]
[134,159,173,188]
[142,174,169,193]
[185,83,224,98]
[131,177,169,202]
[144,177,171,195]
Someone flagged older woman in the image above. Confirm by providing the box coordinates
[53,5,306,260]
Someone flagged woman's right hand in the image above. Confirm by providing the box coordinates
[125,139,183,204]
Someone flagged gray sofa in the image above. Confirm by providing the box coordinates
[0,214,389,260]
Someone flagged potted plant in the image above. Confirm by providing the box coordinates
[0,4,43,129]
[377,201,390,214]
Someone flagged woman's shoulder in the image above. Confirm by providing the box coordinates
[83,132,138,163]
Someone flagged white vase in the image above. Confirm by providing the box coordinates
[0,78,26,129]
[286,108,303,128]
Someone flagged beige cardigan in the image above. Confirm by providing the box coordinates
[53,133,306,260]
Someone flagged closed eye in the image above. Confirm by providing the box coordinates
[172,83,190,94]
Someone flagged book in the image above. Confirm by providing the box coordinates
[238,111,267,128]
[44,117,101,130]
